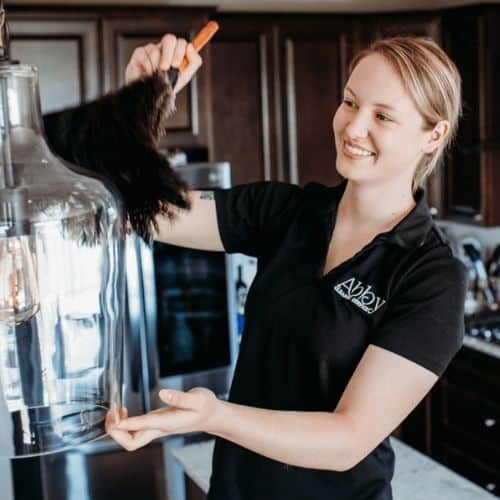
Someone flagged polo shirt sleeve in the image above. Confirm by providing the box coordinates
[370,254,468,377]
[214,181,303,257]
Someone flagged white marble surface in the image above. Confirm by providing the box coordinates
[171,437,496,499]
[464,335,500,360]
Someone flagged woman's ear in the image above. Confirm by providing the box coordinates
[422,120,450,154]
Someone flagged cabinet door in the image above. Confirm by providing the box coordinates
[278,18,363,187]
[481,10,500,142]
[369,13,441,41]
[209,16,276,185]
[442,9,482,222]
[479,9,500,226]
[102,11,211,148]
[442,443,500,497]
[8,17,100,113]
[430,347,500,494]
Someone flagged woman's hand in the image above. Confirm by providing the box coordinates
[124,34,202,94]
[106,387,220,452]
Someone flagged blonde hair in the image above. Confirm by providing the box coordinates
[348,37,462,193]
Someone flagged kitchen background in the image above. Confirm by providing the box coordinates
[1,0,500,498]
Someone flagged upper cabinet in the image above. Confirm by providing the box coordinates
[7,5,500,220]
[277,17,364,187]
[8,7,212,148]
[8,13,100,113]
[209,15,364,187]
[102,9,212,148]
[442,6,500,225]
[368,12,441,41]
[208,16,276,185]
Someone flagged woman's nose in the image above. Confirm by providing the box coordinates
[344,109,369,139]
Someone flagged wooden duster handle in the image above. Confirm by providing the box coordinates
[179,21,219,72]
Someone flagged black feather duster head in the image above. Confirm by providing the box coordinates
[43,71,190,243]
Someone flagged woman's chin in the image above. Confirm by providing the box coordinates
[335,160,369,180]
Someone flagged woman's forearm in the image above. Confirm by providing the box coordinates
[207,400,356,472]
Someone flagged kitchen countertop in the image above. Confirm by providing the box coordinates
[170,437,496,499]
[463,334,500,360]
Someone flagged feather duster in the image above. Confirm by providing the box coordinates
[43,71,190,243]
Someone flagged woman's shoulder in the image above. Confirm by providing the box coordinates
[396,226,468,295]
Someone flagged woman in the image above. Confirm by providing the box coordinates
[107,35,467,499]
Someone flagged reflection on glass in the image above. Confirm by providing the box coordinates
[155,243,230,377]
[0,234,40,324]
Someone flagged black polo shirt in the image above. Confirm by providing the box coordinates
[208,180,467,500]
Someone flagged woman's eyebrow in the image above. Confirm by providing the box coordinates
[344,86,397,112]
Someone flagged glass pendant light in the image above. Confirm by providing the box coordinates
[0,4,124,457]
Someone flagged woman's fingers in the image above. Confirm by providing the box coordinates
[171,38,188,69]
[106,409,138,451]
[144,43,160,72]
[159,33,176,71]
[174,43,202,94]
[116,410,170,431]
[159,388,200,410]
[124,34,203,98]
[106,407,164,452]
[125,33,203,92]
[125,46,155,84]
[129,428,166,449]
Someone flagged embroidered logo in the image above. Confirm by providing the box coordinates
[333,277,386,315]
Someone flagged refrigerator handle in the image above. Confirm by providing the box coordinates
[125,236,156,414]
[137,238,161,409]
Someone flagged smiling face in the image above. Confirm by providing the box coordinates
[333,53,434,188]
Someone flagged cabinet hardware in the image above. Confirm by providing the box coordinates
[484,418,496,428]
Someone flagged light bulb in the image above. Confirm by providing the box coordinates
[0,234,40,324]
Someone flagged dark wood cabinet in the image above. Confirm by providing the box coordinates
[209,15,366,187]
[8,7,212,148]
[8,14,100,113]
[8,5,500,221]
[208,16,276,185]
[277,17,363,187]
[209,15,363,187]
[368,12,441,40]
[442,443,500,496]
[400,345,500,497]
[430,347,500,497]
[442,6,500,226]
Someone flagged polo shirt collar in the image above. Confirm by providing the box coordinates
[328,180,434,249]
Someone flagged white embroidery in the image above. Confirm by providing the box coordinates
[333,277,386,314]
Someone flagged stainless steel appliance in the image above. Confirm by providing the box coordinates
[144,162,238,408]
[2,161,239,500]
[140,162,239,500]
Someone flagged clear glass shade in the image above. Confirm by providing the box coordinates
[0,64,124,457]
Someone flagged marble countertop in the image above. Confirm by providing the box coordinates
[170,437,496,499]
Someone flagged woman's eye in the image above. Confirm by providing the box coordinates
[343,99,355,108]
[376,113,391,122]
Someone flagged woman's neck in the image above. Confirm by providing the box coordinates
[337,179,416,234]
